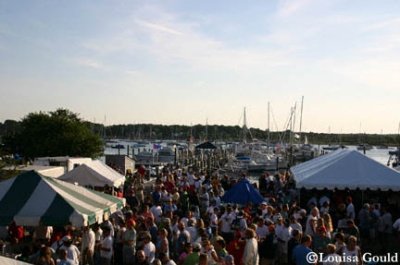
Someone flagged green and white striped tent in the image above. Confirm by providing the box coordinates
[0,170,125,227]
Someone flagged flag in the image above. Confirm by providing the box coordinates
[153,144,161,150]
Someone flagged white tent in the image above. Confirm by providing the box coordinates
[291,149,400,191]
[0,256,32,265]
[58,160,125,188]
[0,171,125,227]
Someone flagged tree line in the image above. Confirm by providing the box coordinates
[96,124,400,146]
[1,110,400,149]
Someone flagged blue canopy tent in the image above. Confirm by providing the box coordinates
[221,178,265,205]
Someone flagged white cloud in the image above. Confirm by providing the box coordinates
[135,19,183,35]
[363,17,400,32]
[78,4,299,74]
[277,0,314,17]
[72,58,104,69]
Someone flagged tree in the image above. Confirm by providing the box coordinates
[3,109,103,159]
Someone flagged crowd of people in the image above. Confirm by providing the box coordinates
[1,165,400,265]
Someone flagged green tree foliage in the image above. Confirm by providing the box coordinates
[2,114,400,148]
[3,109,103,159]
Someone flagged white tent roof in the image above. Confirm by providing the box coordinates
[291,149,400,191]
[0,171,125,227]
[0,256,32,265]
[58,160,125,188]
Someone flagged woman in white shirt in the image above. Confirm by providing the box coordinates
[242,228,259,265]
[341,236,361,265]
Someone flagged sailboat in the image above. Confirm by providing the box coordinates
[290,97,318,162]
[228,107,288,173]
[356,125,373,152]
[387,122,400,170]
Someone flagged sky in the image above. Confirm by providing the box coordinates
[1,0,400,134]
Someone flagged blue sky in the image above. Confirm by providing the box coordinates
[1,0,400,133]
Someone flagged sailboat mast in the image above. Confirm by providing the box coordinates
[205,118,208,141]
[103,115,107,139]
[299,96,304,142]
[292,103,297,143]
[243,107,247,143]
[397,121,400,149]
[289,107,294,146]
[267,102,270,147]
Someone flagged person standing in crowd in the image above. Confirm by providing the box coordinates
[289,216,303,234]
[220,205,235,242]
[322,244,341,265]
[214,237,228,261]
[226,230,245,265]
[292,235,317,265]
[312,226,331,254]
[346,220,360,243]
[8,221,25,245]
[393,215,400,245]
[255,217,268,241]
[198,253,208,265]
[305,207,319,236]
[287,229,301,265]
[122,219,136,265]
[146,216,158,244]
[275,218,291,265]
[34,224,53,246]
[333,232,346,254]
[357,203,371,241]
[159,252,177,265]
[346,196,355,221]
[143,232,156,264]
[199,187,210,212]
[259,224,277,265]
[156,228,170,259]
[183,242,201,265]
[135,249,149,265]
[92,223,103,265]
[201,239,219,265]
[81,225,95,265]
[322,213,333,239]
[56,249,74,265]
[176,221,191,256]
[59,236,80,265]
[242,228,259,265]
[292,235,315,265]
[36,246,55,265]
[150,201,163,223]
[377,205,393,252]
[209,207,219,235]
[99,227,113,265]
[341,236,361,265]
